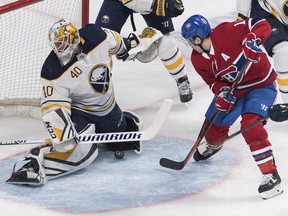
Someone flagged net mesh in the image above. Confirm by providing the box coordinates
[0,0,85,107]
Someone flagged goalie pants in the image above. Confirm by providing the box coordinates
[71,103,126,134]
[204,83,278,174]
[95,0,174,34]
[71,103,140,151]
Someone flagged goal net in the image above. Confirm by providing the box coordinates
[0,0,89,117]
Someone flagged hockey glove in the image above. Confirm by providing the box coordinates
[267,103,288,122]
[243,33,262,63]
[215,87,237,112]
[152,0,184,17]
[119,27,163,62]
[116,33,140,61]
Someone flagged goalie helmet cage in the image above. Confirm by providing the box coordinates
[0,0,89,117]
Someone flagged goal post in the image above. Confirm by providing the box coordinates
[0,0,89,117]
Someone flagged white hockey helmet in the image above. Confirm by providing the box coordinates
[48,19,80,66]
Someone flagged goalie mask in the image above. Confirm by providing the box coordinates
[48,19,80,66]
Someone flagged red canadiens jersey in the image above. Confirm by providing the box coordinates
[191,18,277,98]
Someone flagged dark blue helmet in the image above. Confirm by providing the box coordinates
[181,14,211,44]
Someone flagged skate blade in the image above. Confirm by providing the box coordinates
[183,101,192,109]
[6,180,42,186]
[261,184,284,200]
[6,176,43,186]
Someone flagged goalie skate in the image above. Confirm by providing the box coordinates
[258,171,283,200]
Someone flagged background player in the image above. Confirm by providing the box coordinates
[181,14,283,199]
[237,0,288,103]
[95,0,193,103]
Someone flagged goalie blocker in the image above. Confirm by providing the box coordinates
[6,108,143,185]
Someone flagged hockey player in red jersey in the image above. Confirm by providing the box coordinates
[181,14,283,199]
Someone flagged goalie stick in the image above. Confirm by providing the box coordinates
[0,99,173,146]
[160,61,251,170]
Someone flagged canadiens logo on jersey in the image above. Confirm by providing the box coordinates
[89,64,110,94]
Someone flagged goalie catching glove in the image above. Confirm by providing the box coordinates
[117,27,163,63]
[152,0,184,17]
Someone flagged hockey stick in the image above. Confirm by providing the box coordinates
[160,61,251,170]
[159,110,219,170]
[212,115,268,149]
[160,115,267,170]
[0,99,173,146]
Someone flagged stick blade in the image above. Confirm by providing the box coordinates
[144,98,173,139]
[159,158,184,170]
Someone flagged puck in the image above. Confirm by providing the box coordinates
[114,150,124,159]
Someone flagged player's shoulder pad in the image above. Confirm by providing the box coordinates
[79,24,107,48]
[41,51,69,80]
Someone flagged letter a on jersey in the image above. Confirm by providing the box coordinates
[221,53,230,61]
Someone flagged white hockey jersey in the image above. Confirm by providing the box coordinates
[119,0,154,14]
[41,25,125,116]
[237,0,288,25]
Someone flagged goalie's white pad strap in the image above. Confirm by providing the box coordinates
[42,107,77,146]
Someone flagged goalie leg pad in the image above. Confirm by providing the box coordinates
[43,123,98,180]
[7,124,98,184]
[106,111,143,152]
[6,145,50,185]
[42,107,77,146]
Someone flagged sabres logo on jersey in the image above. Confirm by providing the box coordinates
[89,64,110,94]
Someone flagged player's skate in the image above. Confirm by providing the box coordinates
[193,142,223,162]
[258,171,283,200]
[6,159,46,185]
[177,75,193,103]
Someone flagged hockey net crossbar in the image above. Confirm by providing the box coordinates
[0,0,43,14]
